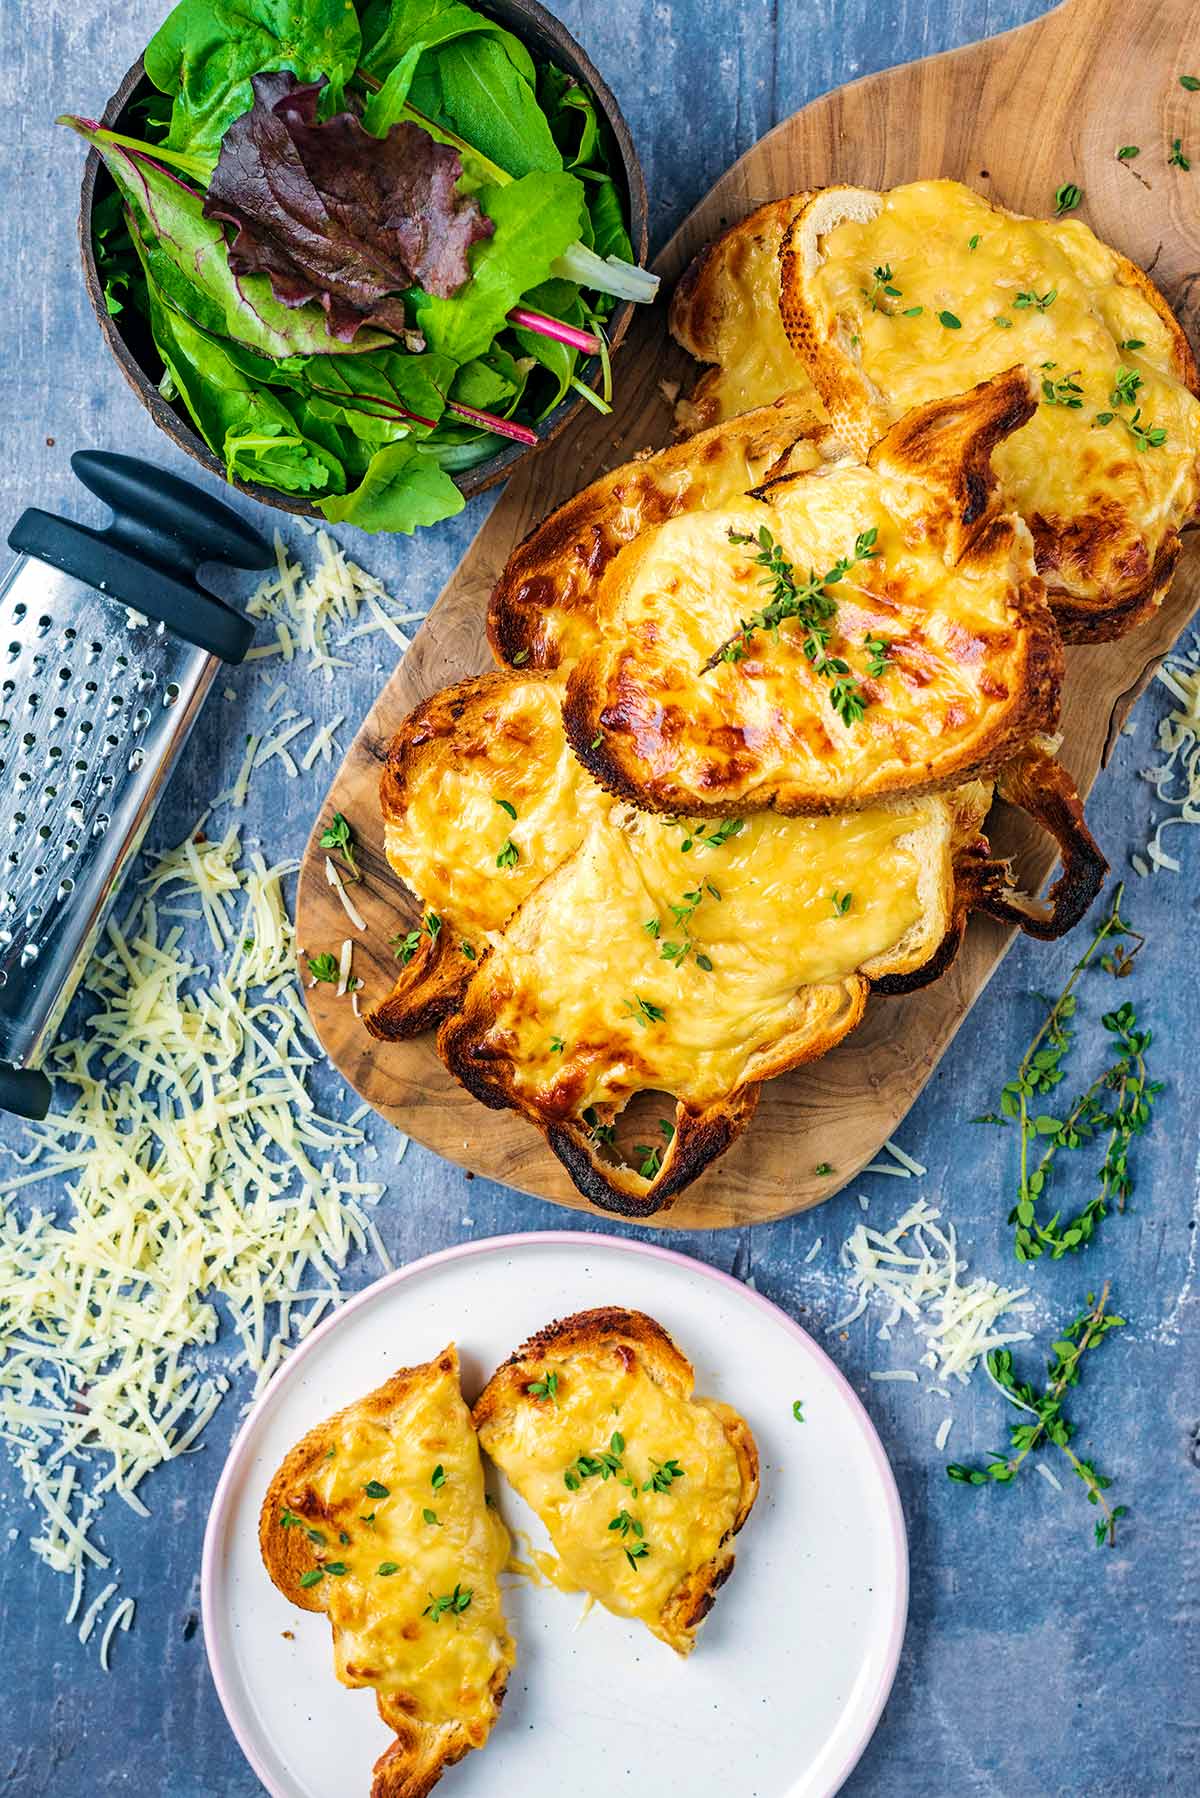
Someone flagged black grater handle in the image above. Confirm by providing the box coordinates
[8,451,274,665]
[0,1063,52,1122]
[72,451,272,574]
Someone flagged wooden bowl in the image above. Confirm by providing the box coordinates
[76,0,650,519]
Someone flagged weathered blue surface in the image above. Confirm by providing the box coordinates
[1,1,1197,1793]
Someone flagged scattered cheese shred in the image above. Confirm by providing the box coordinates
[0,828,386,1667]
[244,529,423,681]
[1138,631,1200,874]
[836,1198,1034,1386]
[325,857,367,932]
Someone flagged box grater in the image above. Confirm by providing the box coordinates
[0,450,271,1120]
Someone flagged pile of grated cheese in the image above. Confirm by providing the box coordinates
[1133,630,1200,877]
[0,824,389,1663]
[244,526,427,681]
[835,1196,1034,1394]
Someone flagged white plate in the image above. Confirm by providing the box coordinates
[202,1232,907,1798]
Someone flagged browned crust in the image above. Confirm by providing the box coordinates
[367,672,541,1040]
[486,397,827,672]
[561,372,1063,818]
[472,1308,760,1655]
[984,744,1109,937]
[259,1348,509,1798]
[778,184,1200,643]
[436,975,866,1219]
[668,194,809,361]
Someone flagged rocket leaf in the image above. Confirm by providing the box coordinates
[203,72,493,340]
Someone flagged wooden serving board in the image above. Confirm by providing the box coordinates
[297,0,1200,1229]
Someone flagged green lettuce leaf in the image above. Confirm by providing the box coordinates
[318,440,464,532]
[360,0,536,86]
[430,36,561,178]
[412,170,582,363]
[144,275,345,494]
[144,0,362,164]
[64,120,390,359]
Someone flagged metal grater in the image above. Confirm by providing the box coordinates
[0,450,272,1120]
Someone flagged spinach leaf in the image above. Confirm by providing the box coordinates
[145,275,345,494]
[537,64,600,170]
[296,348,455,443]
[585,175,633,266]
[318,440,464,532]
[449,346,531,413]
[431,38,562,178]
[507,277,584,414]
[67,121,391,359]
[360,0,535,87]
[412,170,582,363]
[144,0,361,165]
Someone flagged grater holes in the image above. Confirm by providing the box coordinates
[20,732,34,752]
[35,825,50,843]
[6,642,19,662]
[128,748,145,773]
[55,665,70,685]
[35,615,52,637]
[85,640,102,664]
[19,942,38,968]
[83,680,98,696]
[47,745,62,764]
[92,812,110,838]
[15,771,30,790]
[1,681,14,697]
[106,694,125,718]
[58,626,76,648]
[0,719,8,737]
[96,774,114,795]
[164,682,181,707]
[132,705,151,730]
[136,669,156,692]
[57,877,74,901]
[11,603,25,622]
[24,693,37,714]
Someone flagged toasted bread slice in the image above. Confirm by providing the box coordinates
[487,396,833,674]
[259,1347,514,1798]
[438,771,982,1215]
[669,194,823,433]
[372,669,1103,1211]
[564,367,1062,818]
[369,673,612,1040]
[473,1308,759,1655]
[779,179,1200,642]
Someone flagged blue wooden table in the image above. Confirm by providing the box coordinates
[1,2,1197,1792]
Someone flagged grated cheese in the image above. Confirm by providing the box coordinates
[244,530,425,681]
[325,857,367,932]
[1137,631,1200,874]
[0,828,386,1666]
[804,1236,823,1263]
[835,1197,1034,1386]
[935,1416,953,1451]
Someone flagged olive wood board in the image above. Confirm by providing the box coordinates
[297,0,1200,1229]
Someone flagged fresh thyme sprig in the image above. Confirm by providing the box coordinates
[978,885,1160,1261]
[861,263,902,311]
[706,525,879,731]
[391,910,441,967]
[319,811,361,882]
[947,1283,1128,1545]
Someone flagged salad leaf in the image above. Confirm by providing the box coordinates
[585,175,633,266]
[317,439,464,532]
[413,170,582,363]
[144,0,362,164]
[449,346,531,413]
[360,0,535,86]
[64,119,392,359]
[538,64,600,170]
[428,37,562,179]
[204,72,491,339]
[145,274,345,494]
[296,347,455,443]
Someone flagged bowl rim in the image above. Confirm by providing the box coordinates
[76,0,650,518]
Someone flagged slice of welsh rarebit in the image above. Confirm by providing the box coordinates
[563,366,1062,817]
[779,178,1200,642]
[669,194,824,433]
[474,1308,759,1654]
[260,1347,514,1798]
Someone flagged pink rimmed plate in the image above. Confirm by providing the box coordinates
[202,1232,907,1798]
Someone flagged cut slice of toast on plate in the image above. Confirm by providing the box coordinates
[474,1307,759,1655]
[259,1347,515,1798]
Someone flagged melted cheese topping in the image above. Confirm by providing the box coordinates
[494,399,828,673]
[384,677,611,933]
[478,1343,743,1633]
[470,799,936,1111]
[278,1357,513,1739]
[584,462,1037,811]
[808,180,1200,590]
[685,201,825,421]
